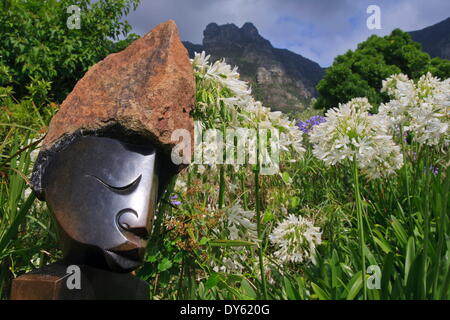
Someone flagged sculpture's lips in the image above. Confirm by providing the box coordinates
[107,242,146,261]
[108,248,145,261]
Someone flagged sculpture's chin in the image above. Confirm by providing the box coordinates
[103,250,144,273]
[59,231,145,273]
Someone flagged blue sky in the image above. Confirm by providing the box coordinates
[125,0,450,67]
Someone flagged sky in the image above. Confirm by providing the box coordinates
[124,0,450,67]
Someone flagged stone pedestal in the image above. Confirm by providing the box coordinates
[10,261,149,300]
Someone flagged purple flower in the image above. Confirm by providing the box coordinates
[170,194,181,206]
[403,131,409,144]
[430,165,439,176]
[296,115,326,134]
[424,165,439,176]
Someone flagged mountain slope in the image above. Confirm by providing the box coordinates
[184,22,324,113]
[409,17,450,60]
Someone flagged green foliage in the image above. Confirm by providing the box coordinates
[0,0,140,103]
[315,29,450,110]
[429,57,450,79]
[0,82,56,144]
[0,0,141,298]
[0,128,60,299]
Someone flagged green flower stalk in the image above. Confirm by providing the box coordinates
[353,157,367,300]
[255,130,268,300]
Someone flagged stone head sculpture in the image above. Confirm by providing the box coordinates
[36,134,162,273]
[30,21,195,273]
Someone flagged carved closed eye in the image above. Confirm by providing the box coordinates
[85,174,142,193]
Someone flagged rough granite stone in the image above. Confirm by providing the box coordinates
[41,20,195,158]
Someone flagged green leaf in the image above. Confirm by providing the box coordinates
[404,236,416,285]
[373,229,392,254]
[290,196,300,209]
[157,258,173,272]
[406,252,425,299]
[311,282,330,300]
[281,171,291,184]
[205,272,222,290]
[263,210,274,223]
[364,244,377,266]
[381,252,394,299]
[283,277,298,300]
[390,215,408,247]
[346,272,363,300]
[209,240,257,247]
[226,274,243,285]
[329,250,340,289]
[0,193,36,256]
[145,254,158,263]
[240,279,257,299]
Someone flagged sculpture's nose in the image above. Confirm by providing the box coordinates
[117,209,150,240]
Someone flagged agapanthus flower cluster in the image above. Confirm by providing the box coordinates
[309,97,404,179]
[379,72,450,147]
[226,203,258,241]
[211,203,258,273]
[192,52,305,158]
[192,51,251,98]
[269,214,322,264]
[297,115,326,134]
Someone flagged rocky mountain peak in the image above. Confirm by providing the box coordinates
[241,22,261,39]
[203,22,270,49]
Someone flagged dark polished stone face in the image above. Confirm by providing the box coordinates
[42,136,159,273]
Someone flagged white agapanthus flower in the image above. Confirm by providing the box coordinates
[226,203,258,241]
[309,97,404,179]
[210,203,258,274]
[192,52,306,161]
[269,214,322,264]
[213,257,245,274]
[192,51,251,98]
[191,51,210,73]
[379,72,450,147]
